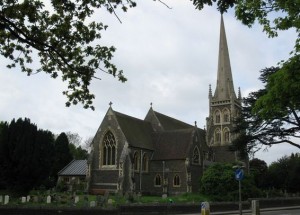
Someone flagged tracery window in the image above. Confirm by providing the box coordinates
[215,110,221,123]
[154,174,161,187]
[142,153,149,172]
[192,146,200,164]
[102,131,116,166]
[173,174,180,187]
[224,128,230,143]
[214,129,221,143]
[133,152,140,171]
[223,109,230,123]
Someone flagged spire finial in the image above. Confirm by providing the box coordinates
[150,102,153,108]
[109,101,113,107]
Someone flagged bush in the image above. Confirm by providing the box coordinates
[200,163,263,201]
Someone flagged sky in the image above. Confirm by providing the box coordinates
[0,1,298,165]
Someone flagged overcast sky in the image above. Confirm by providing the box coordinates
[0,1,298,165]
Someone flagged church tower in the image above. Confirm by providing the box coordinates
[206,15,242,162]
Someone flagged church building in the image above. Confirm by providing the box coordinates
[87,15,241,195]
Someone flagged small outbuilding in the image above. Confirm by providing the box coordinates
[58,159,87,191]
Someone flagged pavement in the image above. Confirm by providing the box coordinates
[180,206,300,215]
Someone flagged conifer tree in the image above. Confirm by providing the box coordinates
[0,118,55,193]
[51,132,73,181]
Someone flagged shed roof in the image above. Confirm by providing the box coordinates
[58,160,87,176]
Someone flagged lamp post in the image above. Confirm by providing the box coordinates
[233,164,245,215]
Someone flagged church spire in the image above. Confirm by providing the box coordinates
[214,15,236,101]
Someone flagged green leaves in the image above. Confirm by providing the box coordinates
[0,0,136,110]
[191,0,235,13]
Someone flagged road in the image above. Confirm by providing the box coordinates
[224,209,300,215]
[179,206,300,215]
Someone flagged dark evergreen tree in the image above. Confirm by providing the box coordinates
[0,118,55,193]
[51,132,73,181]
[266,153,300,194]
[249,158,268,189]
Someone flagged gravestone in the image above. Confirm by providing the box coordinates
[162,194,167,199]
[107,199,113,205]
[90,201,96,207]
[33,196,39,203]
[46,195,51,204]
[74,196,79,204]
[4,195,9,205]
[21,197,26,203]
[26,196,31,202]
[0,195,3,204]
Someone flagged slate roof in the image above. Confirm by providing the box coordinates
[58,160,87,176]
[153,111,193,131]
[114,111,154,150]
[152,128,194,160]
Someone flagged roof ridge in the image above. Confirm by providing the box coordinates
[114,110,145,122]
[153,111,193,127]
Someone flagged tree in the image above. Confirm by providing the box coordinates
[0,118,55,193]
[249,158,268,189]
[192,1,300,46]
[66,132,82,147]
[266,154,300,193]
[0,1,135,109]
[232,66,300,153]
[200,163,262,201]
[51,132,73,181]
[66,132,88,159]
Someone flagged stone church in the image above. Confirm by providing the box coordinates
[87,16,242,195]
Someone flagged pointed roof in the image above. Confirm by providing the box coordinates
[152,128,194,160]
[113,110,154,150]
[214,15,236,100]
[154,111,193,130]
[144,107,193,131]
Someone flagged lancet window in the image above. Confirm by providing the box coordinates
[102,131,116,166]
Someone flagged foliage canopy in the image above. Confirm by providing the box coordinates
[0,0,136,109]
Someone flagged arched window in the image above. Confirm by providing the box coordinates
[192,146,200,164]
[214,129,221,143]
[224,127,230,143]
[173,174,180,187]
[154,174,161,187]
[142,153,149,172]
[133,152,140,171]
[215,110,221,124]
[223,109,230,123]
[102,131,116,166]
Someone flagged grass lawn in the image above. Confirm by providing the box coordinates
[0,190,209,208]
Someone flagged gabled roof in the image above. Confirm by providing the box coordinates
[152,128,194,160]
[153,111,193,131]
[114,110,154,150]
[58,160,87,176]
